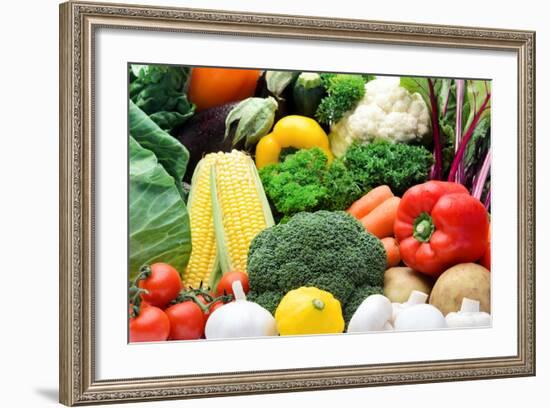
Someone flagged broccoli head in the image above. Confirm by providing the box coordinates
[247,211,386,319]
[342,285,383,325]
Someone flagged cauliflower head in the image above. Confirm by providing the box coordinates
[329,78,431,157]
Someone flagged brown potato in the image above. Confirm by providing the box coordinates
[429,263,490,316]
[384,267,434,303]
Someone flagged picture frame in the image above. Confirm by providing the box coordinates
[59,1,536,405]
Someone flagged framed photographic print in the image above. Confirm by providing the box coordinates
[59,1,536,405]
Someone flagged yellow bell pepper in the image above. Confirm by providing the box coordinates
[275,287,344,335]
[255,115,333,168]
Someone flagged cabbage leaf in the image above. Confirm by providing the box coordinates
[129,100,189,196]
[128,136,191,280]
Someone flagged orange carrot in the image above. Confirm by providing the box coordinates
[347,185,394,219]
[381,237,401,268]
[360,196,401,238]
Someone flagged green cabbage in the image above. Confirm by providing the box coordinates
[128,136,191,280]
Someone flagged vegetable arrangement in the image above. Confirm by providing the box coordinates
[128,65,492,342]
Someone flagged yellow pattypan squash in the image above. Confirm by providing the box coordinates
[275,287,344,335]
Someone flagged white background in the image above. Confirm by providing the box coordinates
[0,0,547,407]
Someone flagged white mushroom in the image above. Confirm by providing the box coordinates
[390,290,429,325]
[347,294,393,333]
[394,303,447,331]
[445,298,491,328]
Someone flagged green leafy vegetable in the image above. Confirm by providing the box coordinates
[130,64,195,132]
[128,136,191,280]
[129,100,189,195]
[316,74,366,124]
[342,142,434,196]
[259,148,362,219]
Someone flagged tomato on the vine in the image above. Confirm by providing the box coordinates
[138,263,182,308]
[129,306,170,343]
[164,301,205,340]
[216,271,249,297]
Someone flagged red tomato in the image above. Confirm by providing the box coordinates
[164,301,205,340]
[188,68,261,111]
[216,271,250,297]
[129,306,170,343]
[207,300,226,318]
[138,263,183,308]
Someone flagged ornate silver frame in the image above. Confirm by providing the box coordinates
[59,1,536,405]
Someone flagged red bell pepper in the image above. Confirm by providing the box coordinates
[394,181,489,278]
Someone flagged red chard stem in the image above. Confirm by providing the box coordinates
[447,91,491,182]
[454,80,465,184]
[472,147,491,200]
[428,79,442,180]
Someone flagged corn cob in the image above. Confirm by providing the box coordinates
[181,153,219,288]
[211,150,274,278]
[182,150,274,289]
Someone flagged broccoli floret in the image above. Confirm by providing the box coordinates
[259,148,362,219]
[343,142,434,196]
[316,74,366,125]
[247,211,386,318]
[342,285,383,324]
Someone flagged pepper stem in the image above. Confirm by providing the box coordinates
[312,299,325,311]
[413,212,435,243]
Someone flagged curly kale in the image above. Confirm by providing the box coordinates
[259,148,363,219]
[342,285,383,324]
[247,211,387,321]
[316,74,366,125]
[342,142,434,196]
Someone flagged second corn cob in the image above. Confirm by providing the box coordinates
[211,150,274,277]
